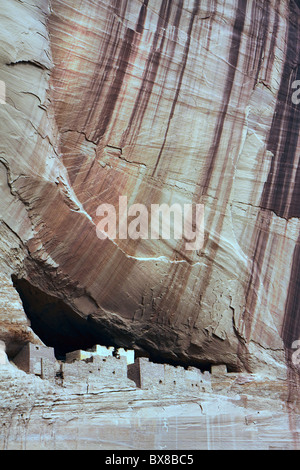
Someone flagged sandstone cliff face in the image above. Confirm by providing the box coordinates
[0,0,299,380]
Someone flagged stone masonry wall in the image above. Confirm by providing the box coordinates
[13,343,56,380]
[61,355,135,392]
[128,358,211,392]
[11,342,213,393]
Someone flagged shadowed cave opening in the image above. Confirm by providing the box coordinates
[11,275,120,360]
[11,275,214,372]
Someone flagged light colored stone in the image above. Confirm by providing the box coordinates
[66,345,115,363]
[0,341,8,365]
[116,348,135,365]
[211,364,228,376]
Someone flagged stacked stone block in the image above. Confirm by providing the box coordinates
[61,355,134,392]
[12,343,56,380]
[11,343,214,394]
[128,358,211,392]
[65,345,115,363]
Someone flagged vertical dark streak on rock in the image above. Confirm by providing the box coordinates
[84,0,123,128]
[120,0,174,147]
[151,1,199,177]
[235,2,272,352]
[256,1,300,406]
[252,1,269,86]
[242,226,267,342]
[86,0,148,144]
[148,0,184,130]
[265,6,279,84]
[282,236,300,350]
[202,0,247,193]
[281,234,300,411]
[261,3,300,219]
[84,21,121,135]
[136,0,149,34]
[92,27,135,144]
[83,157,97,183]
[245,0,269,84]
